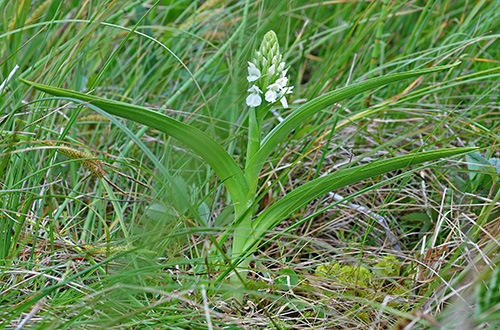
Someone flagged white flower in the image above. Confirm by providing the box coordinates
[265,81,294,108]
[278,62,285,72]
[275,76,288,88]
[246,85,263,107]
[265,82,282,103]
[247,62,261,82]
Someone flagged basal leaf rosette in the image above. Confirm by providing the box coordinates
[246,30,293,109]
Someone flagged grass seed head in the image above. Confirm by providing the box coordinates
[41,140,106,178]
[78,114,110,122]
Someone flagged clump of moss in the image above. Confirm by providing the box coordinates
[314,255,411,323]
[373,255,401,278]
[315,255,410,298]
[316,262,372,287]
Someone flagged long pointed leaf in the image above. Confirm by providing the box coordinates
[20,79,249,205]
[246,147,473,257]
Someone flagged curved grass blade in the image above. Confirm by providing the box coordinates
[19,78,249,205]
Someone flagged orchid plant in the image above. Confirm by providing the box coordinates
[21,29,472,298]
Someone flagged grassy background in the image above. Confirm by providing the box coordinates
[1,0,500,329]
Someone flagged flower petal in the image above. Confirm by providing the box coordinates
[247,75,259,82]
[247,85,263,94]
[280,96,289,108]
[247,62,261,82]
[265,90,278,103]
[276,77,288,88]
[267,82,282,92]
[268,64,275,75]
[246,93,262,107]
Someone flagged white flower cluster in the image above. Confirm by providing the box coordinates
[245,31,293,109]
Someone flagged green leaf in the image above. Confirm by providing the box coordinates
[466,152,490,182]
[275,268,299,288]
[19,78,249,207]
[489,158,500,174]
[466,152,499,186]
[400,212,431,222]
[243,147,475,260]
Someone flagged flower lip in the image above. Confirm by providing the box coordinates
[280,96,288,108]
[265,83,281,103]
[246,85,263,107]
[246,93,262,107]
[265,91,277,103]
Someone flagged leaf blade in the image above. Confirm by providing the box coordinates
[247,147,475,254]
[20,79,249,204]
